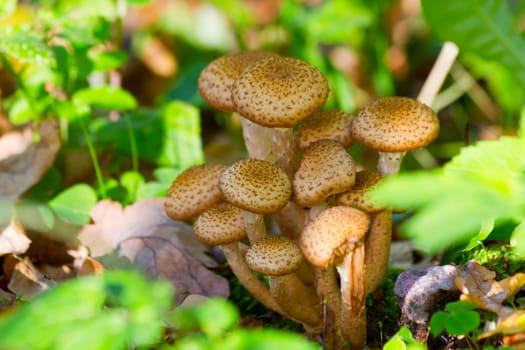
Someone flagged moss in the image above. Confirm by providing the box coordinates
[366,267,403,347]
[446,243,525,279]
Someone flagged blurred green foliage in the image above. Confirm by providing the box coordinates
[0,270,319,350]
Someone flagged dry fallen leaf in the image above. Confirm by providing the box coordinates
[479,309,525,340]
[0,289,17,314]
[0,120,60,201]
[78,199,229,301]
[7,256,56,300]
[0,220,31,256]
[455,260,525,317]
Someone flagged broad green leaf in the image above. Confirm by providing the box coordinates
[92,103,203,168]
[444,310,480,336]
[120,170,145,204]
[510,221,525,256]
[14,199,55,233]
[73,86,137,111]
[49,184,97,225]
[421,0,525,86]
[0,25,53,64]
[463,219,495,251]
[136,182,170,199]
[220,329,321,350]
[153,167,183,183]
[429,311,448,337]
[89,50,128,72]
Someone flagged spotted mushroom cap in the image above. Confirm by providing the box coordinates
[220,158,292,214]
[351,96,439,152]
[295,110,354,150]
[198,51,278,112]
[335,170,384,214]
[232,56,330,127]
[245,236,304,276]
[164,163,227,221]
[193,203,246,246]
[300,206,370,268]
[293,139,356,208]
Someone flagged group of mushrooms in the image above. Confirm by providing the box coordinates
[164,51,440,349]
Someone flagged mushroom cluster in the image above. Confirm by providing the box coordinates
[164,51,440,349]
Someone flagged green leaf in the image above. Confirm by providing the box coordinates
[429,311,448,337]
[0,25,53,64]
[421,0,525,86]
[510,221,525,256]
[463,219,495,251]
[120,170,145,204]
[136,182,169,200]
[14,199,55,233]
[89,50,128,72]
[73,86,137,111]
[49,184,97,225]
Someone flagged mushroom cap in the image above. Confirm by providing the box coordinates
[300,206,370,268]
[198,51,278,112]
[295,110,354,150]
[335,170,384,214]
[193,203,246,245]
[220,159,292,214]
[293,139,356,207]
[351,97,439,152]
[164,163,226,220]
[232,56,330,127]
[245,236,304,276]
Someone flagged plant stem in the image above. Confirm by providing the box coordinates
[79,118,107,198]
[125,115,139,172]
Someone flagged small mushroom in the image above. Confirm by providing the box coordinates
[193,203,283,315]
[336,170,392,293]
[164,163,226,221]
[295,110,354,151]
[350,96,439,175]
[245,236,321,331]
[219,158,292,243]
[293,140,356,219]
[301,206,370,349]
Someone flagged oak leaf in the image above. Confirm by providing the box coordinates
[78,199,229,301]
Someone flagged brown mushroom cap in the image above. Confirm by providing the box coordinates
[198,51,278,112]
[293,140,356,207]
[335,170,383,214]
[232,56,330,127]
[164,163,226,220]
[245,236,304,276]
[220,159,292,214]
[193,203,246,245]
[300,206,370,268]
[295,110,354,150]
[351,96,439,152]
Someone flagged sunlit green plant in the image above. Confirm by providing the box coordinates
[369,112,525,255]
[0,270,319,350]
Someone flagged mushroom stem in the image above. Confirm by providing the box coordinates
[365,210,393,293]
[313,266,345,350]
[275,201,305,241]
[377,151,406,176]
[243,211,267,244]
[269,273,322,332]
[221,242,283,315]
[239,116,273,160]
[336,242,367,348]
[272,127,300,180]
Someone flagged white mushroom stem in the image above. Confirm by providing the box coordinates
[336,241,367,348]
[377,151,406,176]
[365,210,393,294]
[221,242,283,315]
[243,211,267,244]
[240,116,273,160]
[269,273,322,332]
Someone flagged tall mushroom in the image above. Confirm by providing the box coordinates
[232,55,329,179]
[245,236,321,332]
[219,158,292,244]
[350,96,439,176]
[301,206,370,349]
[193,202,284,315]
[197,51,278,160]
